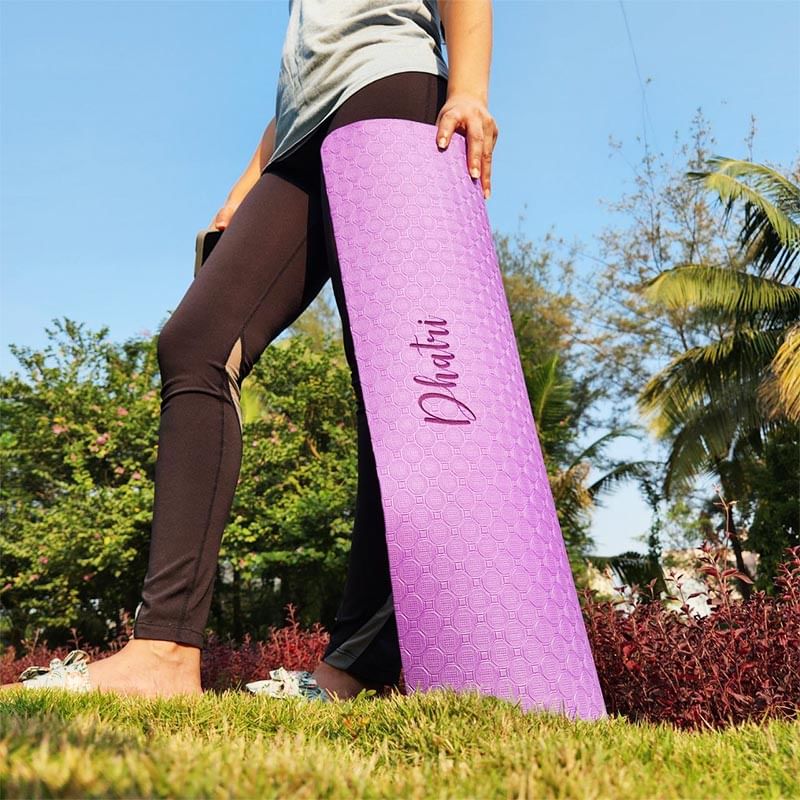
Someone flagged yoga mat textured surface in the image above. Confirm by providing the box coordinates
[321,118,606,721]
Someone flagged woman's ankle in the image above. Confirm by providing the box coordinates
[314,659,385,689]
[126,637,201,665]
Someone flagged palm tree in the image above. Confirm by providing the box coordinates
[684,156,800,421]
[636,158,800,597]
[524,351,657,562]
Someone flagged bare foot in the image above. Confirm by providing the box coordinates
[1,639,203,699]
[311,659,390,701]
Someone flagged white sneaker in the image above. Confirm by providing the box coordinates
[18,649,93,693]
[245,667,331,702]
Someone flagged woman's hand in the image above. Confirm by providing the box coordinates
[435,91,498,200]
[211,188,249,231]
[211,202,238,231]
[436,0,494,197]
[211,116,277,230]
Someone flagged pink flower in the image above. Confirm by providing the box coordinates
[39,556,49,564]
[114,466,125,475]
[30,573,39,581]
[132,470,142,480]
[117,406,129,416]
[51,423,67,435]
[95,432,110,445]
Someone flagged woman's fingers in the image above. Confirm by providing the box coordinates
[212,200,241,231]
[435,95,498,200]
[212,210,229,231]
[436,107,458,150]
[482,121,498,199]
[465,113,485,180]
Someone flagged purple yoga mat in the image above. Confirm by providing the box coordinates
[320,118,607,721]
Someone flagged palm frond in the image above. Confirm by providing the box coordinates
[524,353,573,432]
[638,328,783,436]
[643,264,800,323]
[586,551,667,597]
[757,323,800,423]
[686,157,800,284]
[549,462,593,535]
[661,395,764,497]
[566,425,640,469]
[586,459,659,502]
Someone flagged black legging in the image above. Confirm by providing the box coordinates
[133,70,448,686]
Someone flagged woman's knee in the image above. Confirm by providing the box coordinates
[155,310,222,382]
[155,313,190,378]
[156,312,245,422]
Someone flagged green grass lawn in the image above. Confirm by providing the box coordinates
[1,687,798,799]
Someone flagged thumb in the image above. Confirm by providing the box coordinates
[212,201,239,231]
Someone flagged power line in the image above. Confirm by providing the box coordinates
[618,0,659,155]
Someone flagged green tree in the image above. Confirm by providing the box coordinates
[583,108,799,589]
[0,319,359,648]
[213,332,361,640]
[496,229,653,564]
[636,158,800,594]
[1,318,161,648]
[744,423,800,590]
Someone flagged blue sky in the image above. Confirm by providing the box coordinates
[2,1,798,556]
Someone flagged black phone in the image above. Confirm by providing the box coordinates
[194,225,224,277]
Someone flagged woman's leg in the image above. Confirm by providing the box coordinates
[133,159,330,647]
[86,147,333,696]
[312,71,449,688]
[89,70,446,698]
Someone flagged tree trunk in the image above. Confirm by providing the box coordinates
[725,512,753,601]
[717,473,754,601]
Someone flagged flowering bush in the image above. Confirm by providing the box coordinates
[0,319,362,648]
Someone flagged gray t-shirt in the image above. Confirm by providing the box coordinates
[266,0,449,169]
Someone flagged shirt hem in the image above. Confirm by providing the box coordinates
[263,63,449,173]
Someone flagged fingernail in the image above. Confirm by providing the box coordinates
[438,136,446,147]
[471,167,480,179]
[484,189,490,199]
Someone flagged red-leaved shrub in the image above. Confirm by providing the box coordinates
[2,547,797,730]
[200,603,331,692]
[0,604,331,691]
[581,544,800,730]
[0,610,133,688]
[0,603,402,695]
